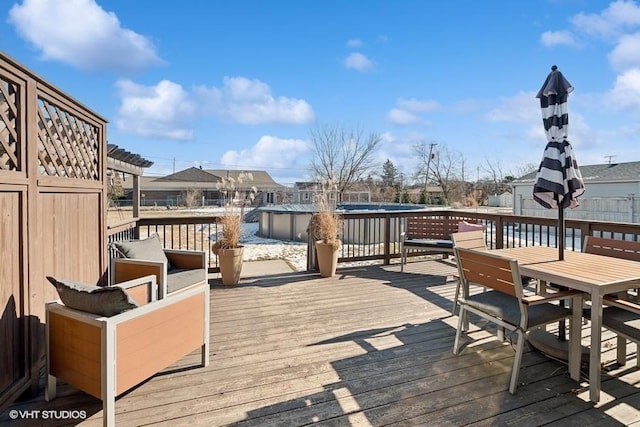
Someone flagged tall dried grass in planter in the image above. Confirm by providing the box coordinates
[211,172,256,285]
[312,184,343,277]
[211,214,242,254]
[312,209,343,250]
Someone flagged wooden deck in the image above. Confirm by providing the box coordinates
[5,258,640,426]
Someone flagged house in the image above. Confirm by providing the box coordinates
[511,161,640,223]
[293,181,321,204]
[405,185,445,204]
[488,191,513,208]
[123,167,287,207]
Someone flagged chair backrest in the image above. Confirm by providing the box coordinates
[451,230,487,250]
[454,247,523,299]
[583,236,640,262]
[405,217,460,240]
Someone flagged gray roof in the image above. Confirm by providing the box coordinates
[128,167,286,191]
[156,167,222,182]
[513,161,640,184]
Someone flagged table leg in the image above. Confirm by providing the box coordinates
[589,292,604,403]
[569,294,582,381]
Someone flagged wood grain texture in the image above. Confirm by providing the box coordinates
[8,260,640,426]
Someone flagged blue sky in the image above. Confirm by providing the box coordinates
[2,0,640,185]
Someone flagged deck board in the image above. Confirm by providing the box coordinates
[5,258,640,426]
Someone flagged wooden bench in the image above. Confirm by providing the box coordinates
[400,217,460,271]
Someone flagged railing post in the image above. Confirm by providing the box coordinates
[383,214,391,265]
[495,215,504,249]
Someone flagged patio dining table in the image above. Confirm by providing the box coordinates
[494,245,640,403]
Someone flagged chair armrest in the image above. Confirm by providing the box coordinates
[604,295,640,315]
[165,250,206,270]
[523,289,585,305]
[115,275,157,304]
[111,258,166,299]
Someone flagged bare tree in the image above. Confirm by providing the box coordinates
[310,125,382,200]
[512,162,539,178]
[182,188,202,208]
[414,142,465,204]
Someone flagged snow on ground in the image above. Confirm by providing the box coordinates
[238,222,307,271]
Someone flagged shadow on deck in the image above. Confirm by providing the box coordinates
[4,258,640,426]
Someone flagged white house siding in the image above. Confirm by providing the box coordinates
[517,196,639,223]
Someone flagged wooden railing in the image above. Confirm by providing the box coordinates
[107,216,222,271]
[107,210,640,273]
[308,209,640,270]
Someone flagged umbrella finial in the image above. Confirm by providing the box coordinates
[551,65,558,71]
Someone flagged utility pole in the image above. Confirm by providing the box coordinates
[424,143,437,195]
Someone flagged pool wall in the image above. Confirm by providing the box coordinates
[257,204,430,243]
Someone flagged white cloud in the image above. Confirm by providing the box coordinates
[195,77,315,125]
[8,0,163,72]
[388,108,420,125]
[540,30,577,47]
[571,0,640,40]
[115,79,195,140]
[115,76,315,140]
[387,97,439,125]
[608,68,640,109]
[220,135,311,170]
[609,32,640,71]
[485,91,539,123]
[397,98,440,113]
[347,39,363,48]
[344,52,374,72]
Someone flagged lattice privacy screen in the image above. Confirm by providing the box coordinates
[0,76,19,172]
[37,97,100,179]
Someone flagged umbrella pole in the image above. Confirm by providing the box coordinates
[559,207,565,261]
[558,207,567,340]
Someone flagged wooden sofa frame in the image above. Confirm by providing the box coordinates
[111,249,206,298]
[400,217,460,271]
[45,275,209,427]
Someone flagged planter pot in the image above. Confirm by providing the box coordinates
[217,246,244,285]
[315,240,341,277]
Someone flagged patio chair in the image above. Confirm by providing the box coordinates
[450,230,488,314]
[45,275,209,427]
[583,235,640,364]
[600,296,640,366]
[110,234,206,299]
[453,247,583,394]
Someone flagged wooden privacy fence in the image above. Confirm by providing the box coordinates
[0,52,107,412]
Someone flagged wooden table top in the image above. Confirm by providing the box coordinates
[494,246,640,294]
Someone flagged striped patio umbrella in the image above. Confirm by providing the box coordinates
[533,65,585,260]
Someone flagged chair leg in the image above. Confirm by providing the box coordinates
[617,336,627,366]
[451,277,461,315]
[453,307,466,355]
[509,330,526,394]
[45,374,56,401]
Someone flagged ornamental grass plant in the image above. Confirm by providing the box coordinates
[211,172,256,254]
[311,180,343,250]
